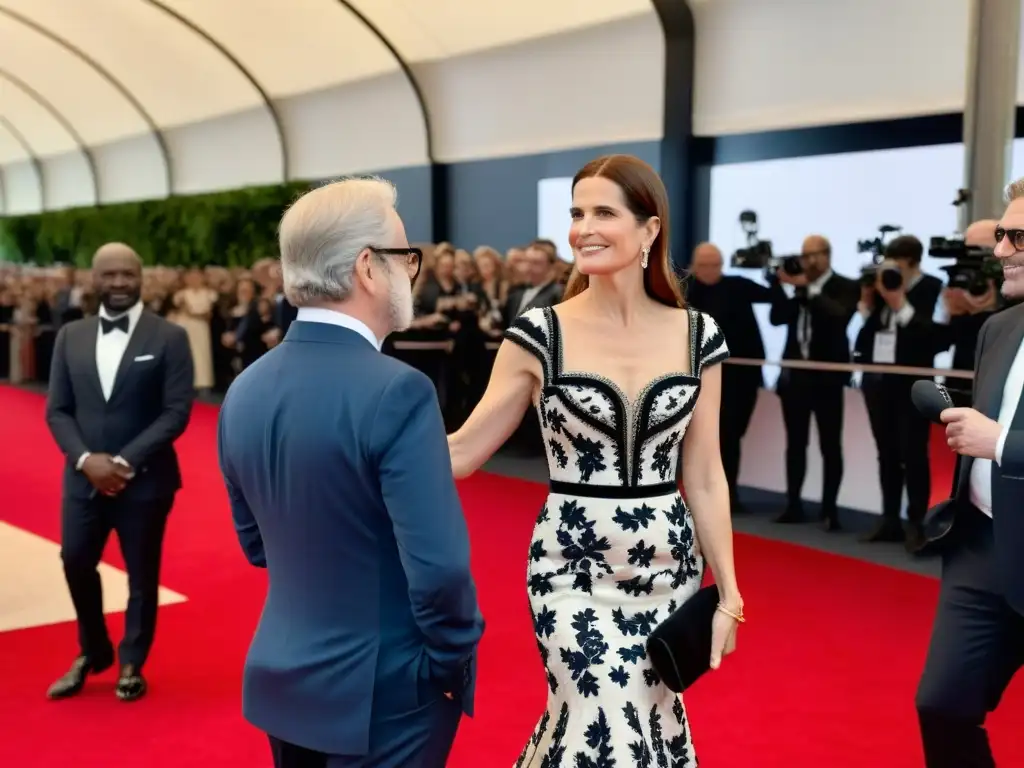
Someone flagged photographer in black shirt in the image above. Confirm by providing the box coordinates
[853,235,942,550]
[687,242,773,513]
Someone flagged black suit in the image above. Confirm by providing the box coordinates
[502,281,562,327]
[45,308,194,668]
[915,303,1024,767]
[854,274,943,529]
[687,276,773,509]
[769,272,860,519]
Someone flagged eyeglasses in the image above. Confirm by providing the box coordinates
[994,227,1024,251]
[370,247,422,281]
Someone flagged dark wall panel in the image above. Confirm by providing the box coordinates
[371,164,433,244]
[442,141,660,252]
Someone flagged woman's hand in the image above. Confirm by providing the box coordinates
[709,602,742,670]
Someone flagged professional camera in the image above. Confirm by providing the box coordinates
[857,225,904,289]
[928,236,1002,296]
[729,210,803,277]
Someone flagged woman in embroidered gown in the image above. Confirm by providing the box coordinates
[448,155,743,766]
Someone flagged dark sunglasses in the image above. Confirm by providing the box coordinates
[370,247,422,281]
[994,226,1024,251]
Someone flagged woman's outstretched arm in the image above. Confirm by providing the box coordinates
[447,341,538,478]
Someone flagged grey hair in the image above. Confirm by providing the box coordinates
[1004,177,1024,204]
[279,176,398,306]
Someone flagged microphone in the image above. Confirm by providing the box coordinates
[910,380,955,424]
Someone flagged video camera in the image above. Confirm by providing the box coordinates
[928,236,1001,296]
[857,225,904,290]
[729,211,803,277]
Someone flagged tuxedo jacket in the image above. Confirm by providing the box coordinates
[769,272,860,387]
[946,303,1024,612]
[45,311,195,501]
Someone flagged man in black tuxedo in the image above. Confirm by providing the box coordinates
[769,235,860,529]
[914,188,1024,767]
[854,235,943,549]
[44,243,194,702]
[686,242,774,513]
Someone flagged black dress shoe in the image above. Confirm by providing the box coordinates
[47,655,113,699]
[822,516,842,532]
[115,664,147,702]
[904,522,926,554]
[860,520,906,543]
[774,507,806,524]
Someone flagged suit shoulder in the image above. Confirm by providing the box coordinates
[986,302,1024,334]
[375,354,434,398]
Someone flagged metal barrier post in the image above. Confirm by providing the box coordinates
[960,0,1021,227]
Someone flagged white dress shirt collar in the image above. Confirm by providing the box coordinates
[296,307,381,350]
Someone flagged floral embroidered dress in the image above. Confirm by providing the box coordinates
[503,306,729,768]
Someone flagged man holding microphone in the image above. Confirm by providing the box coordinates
[915,186,1024,767]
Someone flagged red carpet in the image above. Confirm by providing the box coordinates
[0,384,1021,767]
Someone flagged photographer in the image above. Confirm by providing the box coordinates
[687,242,774,514]
[853,235,942,549]
[768,235,860,530]
[931,220,1001,395]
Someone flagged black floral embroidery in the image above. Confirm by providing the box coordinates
[558,609,608,698]
[574,708,615,768]
[650,431,680,480]
[568,432,607,482]
[549,439,569,469]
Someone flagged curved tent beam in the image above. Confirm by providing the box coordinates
[143,0,289,181]
[0,4,174,196]
[333,1,434,162]
[0,113,45,211]
[0,65,99,204]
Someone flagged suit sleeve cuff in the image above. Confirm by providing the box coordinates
[894,302,915,327]
[995,426,1009,466]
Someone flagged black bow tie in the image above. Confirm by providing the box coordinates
[101,315,129,335]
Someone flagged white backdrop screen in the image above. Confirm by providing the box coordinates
[537,177,574,262]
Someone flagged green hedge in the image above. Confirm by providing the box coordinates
[0,181,312,268]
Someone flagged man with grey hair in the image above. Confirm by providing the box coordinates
[217,177,484,768]
[915,183,1024,766]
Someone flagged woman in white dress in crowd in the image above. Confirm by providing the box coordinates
[448,154,743,765]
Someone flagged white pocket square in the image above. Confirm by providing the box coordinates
[134,354,155,362]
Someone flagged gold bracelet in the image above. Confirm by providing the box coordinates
[716,603,746,623]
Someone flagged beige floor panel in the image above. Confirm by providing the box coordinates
[0,521,186,633]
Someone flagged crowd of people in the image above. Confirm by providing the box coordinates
[0,241,570,424]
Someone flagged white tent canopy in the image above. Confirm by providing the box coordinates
[0,0,665,212]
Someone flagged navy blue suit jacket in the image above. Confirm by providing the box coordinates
[217,320,484,756]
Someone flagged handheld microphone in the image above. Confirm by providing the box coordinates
[910,380,955,424]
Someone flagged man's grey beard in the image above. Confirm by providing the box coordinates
[387,276,414,333]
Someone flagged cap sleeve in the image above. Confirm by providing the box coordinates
[697,311,729,373]
[503,307,554,382]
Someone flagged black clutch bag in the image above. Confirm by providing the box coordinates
[646,585,719,693]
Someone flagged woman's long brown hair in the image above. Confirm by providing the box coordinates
[562,154,686,308]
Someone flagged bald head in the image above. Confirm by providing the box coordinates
[92,242,142,314]
[690,242,723,285]
[800,234,832,280]
[92,242,141,270]
[964,219,998,248]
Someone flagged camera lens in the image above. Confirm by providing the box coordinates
[880,267,903,291]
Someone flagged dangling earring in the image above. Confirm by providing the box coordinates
[640,247,650,269]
